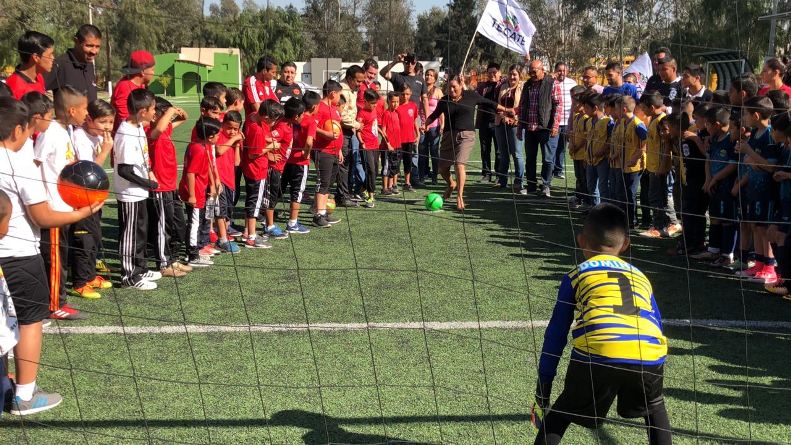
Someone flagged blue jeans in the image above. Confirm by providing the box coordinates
[607,167,621,203]
[495,125,525,187]
[551,125,568,175]
[524,129,554,190]
[586,160,610,205]
[351,136,365,194]
[420,126,441,180]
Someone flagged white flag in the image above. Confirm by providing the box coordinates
[624,52,653,96]
[475,0,536,56]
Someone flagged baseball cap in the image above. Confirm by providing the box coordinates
[122,50,155,75]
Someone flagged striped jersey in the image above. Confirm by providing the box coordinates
[538,254,668,384]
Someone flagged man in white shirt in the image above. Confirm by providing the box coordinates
[552,62,577,179]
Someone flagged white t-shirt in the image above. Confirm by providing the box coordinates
[113,121,150,203]
[557,77,578,127]
[19,138,35,160]
[0,269,18,356]
[0,148,48,258]
[72,127,102,162]
[34,120,76,212]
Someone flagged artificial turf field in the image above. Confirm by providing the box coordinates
[2,96,791,444]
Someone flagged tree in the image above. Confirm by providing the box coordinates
[436,0,479,73]
[302,0,365,60]
[414,7,447,61]
[209,0,240,20]
[362,0,414,57]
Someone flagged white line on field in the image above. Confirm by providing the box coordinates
[42,319,791,335]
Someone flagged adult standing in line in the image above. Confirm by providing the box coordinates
[272,61,304,105]
[649,56,683,112]
[423,75,513,210]
[581,66,604,94]
[381,53,430,187]
[680,64,713,102]
[517,60,563,198]
[337,65,366,207]
[494,64,525,190]
[242,55,278,116]
[757,58,791,97]
[644,47,672,94]
[602,62,639,99]
[551,62,577,180]
[418,68,444,185]
[475,62,502,183]
[46,24,101,102]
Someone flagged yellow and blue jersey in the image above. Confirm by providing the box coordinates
[538,254,667,385]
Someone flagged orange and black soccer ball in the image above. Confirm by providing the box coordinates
[57,160,110,209]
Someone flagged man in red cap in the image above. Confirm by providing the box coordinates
[111,50,156,132]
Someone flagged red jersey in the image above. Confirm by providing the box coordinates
[243,75,277,116]
[380,109,402,149]
[190,112,226,142]
[314,101,343,156]
[758,84,791,97]
[146,123,178,192]
[270,119,293,173]
[356,108,380,150]
[289,116,317,166]
[6,71,46,100]
[396,102,419,144]
[178,142,211,208]
[241,121,270,180]
[112,78,146,132]
[215,131,238,189]
[356,81,379,109]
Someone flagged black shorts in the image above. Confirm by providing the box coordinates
[747,199,774,226]
[382,150,400,177]
[281,163,309,204]
[709,190,737,222]
[0,255,50,324]
[314,151,338,195]
[551,359,666,429]
[267,168,283,210]
[217,183,235,218]
[244,176,268,218]
[401,142,416,173]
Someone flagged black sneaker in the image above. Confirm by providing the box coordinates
[351,194,365,202]
[337,199,358,207]
[312,214,330,228]
[403,184,413,192]
[412,180,425,188]
[326,213,341,225]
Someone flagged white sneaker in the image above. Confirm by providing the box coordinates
[189,257,214,267]
[130,280,157,290]
[141,270,162,281]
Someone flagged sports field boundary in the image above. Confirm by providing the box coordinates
[42,318,791,335]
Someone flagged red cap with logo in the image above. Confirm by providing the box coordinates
[122,50,155,75]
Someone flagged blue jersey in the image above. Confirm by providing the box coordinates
[708,132,738,191]
[538,255,667,385]
[746,127,778,200]
[777,145,791,220]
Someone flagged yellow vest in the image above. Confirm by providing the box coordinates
[586,115,612,166]
[610,118,624,169]
[623,116,646,173]
[571,113,589,161]
[645,113,666,173]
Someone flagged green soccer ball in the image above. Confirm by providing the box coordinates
[425,193,444,211]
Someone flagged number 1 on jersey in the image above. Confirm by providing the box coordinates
[608,271,639,315]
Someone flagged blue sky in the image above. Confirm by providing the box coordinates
[209,0,449,17]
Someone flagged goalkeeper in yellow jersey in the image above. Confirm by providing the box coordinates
[532,203,671,445]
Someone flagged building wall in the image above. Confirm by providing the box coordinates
[151,51,241,96]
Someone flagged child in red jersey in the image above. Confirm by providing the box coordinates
[265,99,304,239]
[242,99,284,248]
[356,88,385,208]
[147,96,192,276]
[178,117,222,267]
[214,111,244,253]
[312,80,345,228]
[283,92,320,234]
[396,85,420,191]
[380,92,402,195]
[191,97,224,142]
[6,31,54,100]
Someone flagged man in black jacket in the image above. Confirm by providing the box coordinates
[517,60,563,198]
[46,24,101,102]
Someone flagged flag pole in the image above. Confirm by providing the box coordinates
[460,32,477,77]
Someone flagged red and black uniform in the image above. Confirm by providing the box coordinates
[313,101,343,195]
[397,101,419,176]
[215,131,238,219]
[282,116,317,204]
[380,108,402,177]
[147,123,186,269]
[356,107,380,193]
[5,70,46,99]
[268,119,293,209]
[241,121,271,218]
[178,142,211,261]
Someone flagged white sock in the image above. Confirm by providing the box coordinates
[289,219,298,226]
[219,238,228,243]
[267,225,275,231]
[319,210,327,216]
[15,381,36,401]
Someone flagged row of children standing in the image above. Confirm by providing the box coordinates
[566,61,791,295]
